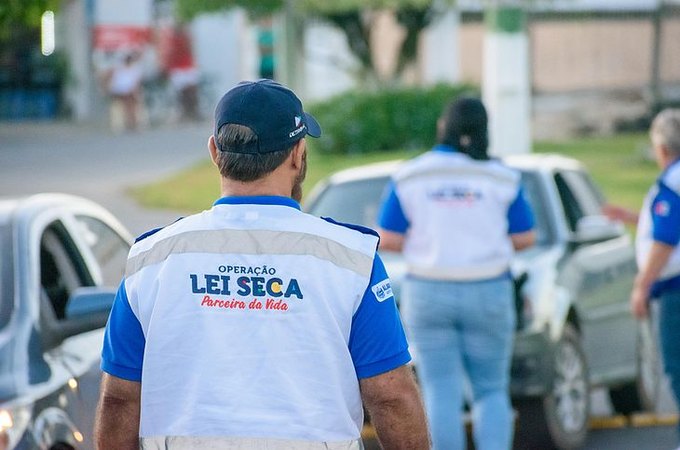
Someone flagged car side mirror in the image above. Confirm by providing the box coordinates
[571,215,625,244]
[59,287,116,339]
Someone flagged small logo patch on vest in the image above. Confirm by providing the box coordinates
[371,279,393,302]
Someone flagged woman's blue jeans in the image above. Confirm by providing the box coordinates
[401,275,516,450]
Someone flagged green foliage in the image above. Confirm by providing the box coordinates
[176,0,283,21]
[307,84,478,154]
[298,0,434,14]
[0,0,60,40]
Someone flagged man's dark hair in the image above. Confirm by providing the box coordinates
[438,97,489,161]
[215,124,294,182]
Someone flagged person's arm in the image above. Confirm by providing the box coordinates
[632,242,674,318]
[360,365,430,449]
[95,374,141,450]
[379,229,406,252]
[349,254,428,447]
[602,203,639,225]
[507,185,535,251]
[376,180,409,252]
[97,280,146,448]
[510,230,536,251]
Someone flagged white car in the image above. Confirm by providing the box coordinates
[0,193,132,450]
[305,154,660,450]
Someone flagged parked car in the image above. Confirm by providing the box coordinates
[305,154,661,449]
[0,194,132,450]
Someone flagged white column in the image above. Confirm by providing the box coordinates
[421,7,461,85]
[482,3,531,156]
[191,10,257,105]
[59,0,93,121]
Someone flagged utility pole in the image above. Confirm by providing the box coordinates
[276,0,305,95]
[482,0,531,156]
[649,0,665,113]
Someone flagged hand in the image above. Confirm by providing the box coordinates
[630,285,650,319]
[602,204,638,225]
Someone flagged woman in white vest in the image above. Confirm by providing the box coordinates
[95,79,429,450]
[377,97,536,450]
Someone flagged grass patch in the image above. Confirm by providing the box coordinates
[130,133,658,214]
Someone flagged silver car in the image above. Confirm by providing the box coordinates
[0,194,132,450]
[305,154,660,450]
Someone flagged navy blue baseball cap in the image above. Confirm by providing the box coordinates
[213,79,322,154]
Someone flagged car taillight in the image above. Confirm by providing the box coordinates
[0,407,31,450]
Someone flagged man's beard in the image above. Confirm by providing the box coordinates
[291,152,307,203]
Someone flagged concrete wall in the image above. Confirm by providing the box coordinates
[450,17,680,93]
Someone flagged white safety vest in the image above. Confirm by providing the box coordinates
[636,162,680,280]
[393,151,522,280]
[123,202,379,446]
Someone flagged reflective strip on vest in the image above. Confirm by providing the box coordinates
[408,261,510,281]
[395,164,517,186]
[126,228,374,279]
[139,436,363,450]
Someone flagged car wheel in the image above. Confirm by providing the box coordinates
[514,324,590,450]
[609,315,661,415]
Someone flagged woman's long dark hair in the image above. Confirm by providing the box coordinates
[438,97,489,161]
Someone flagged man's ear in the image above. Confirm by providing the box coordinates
[208,135,219,166]
[291,138,306,170]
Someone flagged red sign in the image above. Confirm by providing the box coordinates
[93,25,151,51]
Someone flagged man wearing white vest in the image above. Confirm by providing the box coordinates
[377,97,535,450]
[95,79,429,450]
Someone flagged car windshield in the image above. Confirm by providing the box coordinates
[306,171,552,246]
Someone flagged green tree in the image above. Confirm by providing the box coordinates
[0,0,61,38]
[175,0,451,86]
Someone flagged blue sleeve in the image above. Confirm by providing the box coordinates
[507,185,535,234]
[377,180,410,234]
[349,254,411,379]
[101,280,145,382]
[651,182,680,246]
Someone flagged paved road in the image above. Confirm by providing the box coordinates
[1,120,678,449]
[0,120,210,235]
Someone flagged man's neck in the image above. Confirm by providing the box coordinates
[220,177,291,199]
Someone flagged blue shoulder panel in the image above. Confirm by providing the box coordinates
[321,216,380,240]
[134,217,184,243]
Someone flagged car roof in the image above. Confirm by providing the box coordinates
[0,193,133,241]
[321,153,585,185]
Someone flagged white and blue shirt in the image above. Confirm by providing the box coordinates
[636,159,680,295]
[101,196,410,447]
[378,145,534,281]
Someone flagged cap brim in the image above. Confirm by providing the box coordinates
[304,112,322,138]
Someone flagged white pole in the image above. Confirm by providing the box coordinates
[482,2,531,156]
[421,6,461,85]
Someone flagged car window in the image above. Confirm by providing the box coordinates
[74,215,130,286]
[554,170,604,231]
[519,172,553,246]
[306,177,391,228]
[0,224,11,329]
[40,220,94,320]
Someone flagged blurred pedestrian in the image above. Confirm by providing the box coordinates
[106,52,143,132]
[376,97,536,450]
[623,108,680,448]
[94,79,429,450]
[162,24,201,121]
[258,17,275,80]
